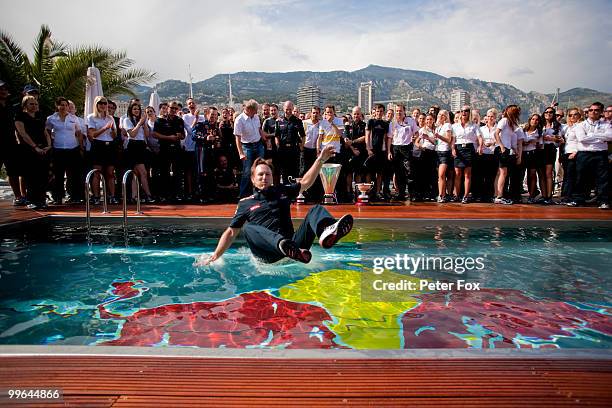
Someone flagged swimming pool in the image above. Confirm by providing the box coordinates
[0,217,610,350]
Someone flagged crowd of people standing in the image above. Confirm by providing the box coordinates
[1,78,611,210]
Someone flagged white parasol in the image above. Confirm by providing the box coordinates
[84,64,103,117]
[148,88,160,112]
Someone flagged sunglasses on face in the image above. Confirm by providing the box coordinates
[169,107,179,111]
[569,113,580,117]
[588,109,601,112]
[544,111,554,114]
[97,101,108,105]
[461,110,470,113]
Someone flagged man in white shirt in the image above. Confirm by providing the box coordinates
[572,102,612,208]
[234,99,267,197]
[386,104,419,201]
[182,98,205,201]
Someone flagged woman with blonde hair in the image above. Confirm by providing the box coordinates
[15,95,52,209]
[87,95,118,204]
[561,108,582,205]
[451,105,481,203]
[476,108,499,202]
[494,105,520,204]
[434,110,454,202]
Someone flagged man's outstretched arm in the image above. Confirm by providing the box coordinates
[197,227,241,265]
[300,145,335,193]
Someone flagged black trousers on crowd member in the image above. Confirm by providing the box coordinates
[301,147,323,202]
[241,204,336,264]
[510,157,525,203]
[502,155,518,200]
[573,150,609,205]
[418,149,437,199]
[147,150,162,198]
[159,145,184,200]
[277,147,300,185]
[392,145,411,200]
[476,154,497,202]
[194,146,215,200]
[560,153,577,200]
[23,148,50,206]
[52,147,83,201]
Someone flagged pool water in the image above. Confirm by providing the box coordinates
[0,220,610,349]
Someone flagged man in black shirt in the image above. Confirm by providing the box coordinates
[192,107,220,202]
[153,100,185,201]
[198,145,353,265]
[261,104,279,184]
[275,101,305,184]
[218,108,237,170]
[366,104,391,200]
[0,80,25,205]
[342,106,368,200]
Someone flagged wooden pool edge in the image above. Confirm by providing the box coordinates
[1,345,611,360]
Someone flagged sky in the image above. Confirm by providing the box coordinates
[2,0,611,94]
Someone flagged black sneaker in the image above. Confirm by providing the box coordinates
[279,239,312,263]
[319,214,354,249]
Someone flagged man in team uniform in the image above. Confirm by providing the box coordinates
[198,145,353,265]
[366,104,391,201]
[275,101,305,184]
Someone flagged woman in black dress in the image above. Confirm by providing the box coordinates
[14,95,52,209]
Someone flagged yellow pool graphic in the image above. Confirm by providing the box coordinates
[278,269,422,349]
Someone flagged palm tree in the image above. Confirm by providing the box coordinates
[0,24,155,114]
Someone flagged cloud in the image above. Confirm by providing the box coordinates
[0,0,610,93]
[508,67,535,77]
[281,45,310,63]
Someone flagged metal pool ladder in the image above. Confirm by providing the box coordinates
[85,169,109,232]
[122,170,143,232]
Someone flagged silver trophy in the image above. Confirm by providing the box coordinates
[355,182,374,205]
[288,176,305,204]
[319,163,342,205]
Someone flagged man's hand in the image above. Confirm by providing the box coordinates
[194,253,217,266]
[319,144,335,162]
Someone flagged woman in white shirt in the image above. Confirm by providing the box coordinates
[434,110,454,202]
[451,105,481,203]
[522,114,543,203]
[541,107,564,204]
[46,97,83,204]
[477,109,499,202]
[561,108,581,204]
[123,102,154,203]
[87,96,117,204]
[416,113,438,200]
[493,105,520,204]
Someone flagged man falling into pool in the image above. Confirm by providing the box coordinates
[198,145,353,265]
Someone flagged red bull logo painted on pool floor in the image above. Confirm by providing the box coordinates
[96,270,611,349]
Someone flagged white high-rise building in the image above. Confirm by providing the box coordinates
[296,85,323,113]
[450,89,470,113]
[358,81,375,114]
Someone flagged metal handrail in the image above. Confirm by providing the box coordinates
[85,169,109,231]
[122,170,143,230]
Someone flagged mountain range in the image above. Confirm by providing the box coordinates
[126,65,611,116]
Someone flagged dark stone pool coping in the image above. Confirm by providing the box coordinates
[0,345,610,359]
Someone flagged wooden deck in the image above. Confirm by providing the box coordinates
[2,199,611,227]
[1,356,611,407]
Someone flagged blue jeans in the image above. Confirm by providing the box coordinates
[239,140,265,198]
